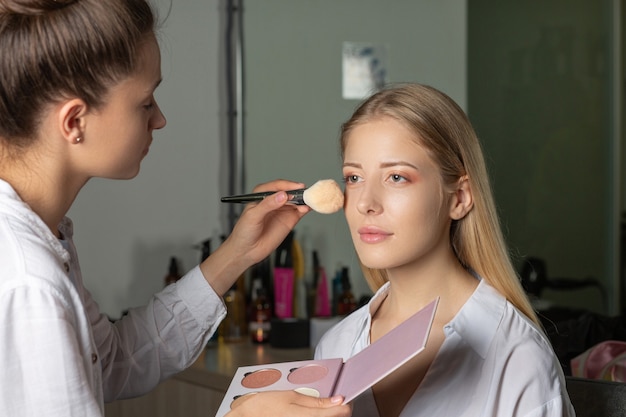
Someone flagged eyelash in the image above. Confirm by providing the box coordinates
[390,173,407,183]
[343,175,361,184]
[343,173,408,184]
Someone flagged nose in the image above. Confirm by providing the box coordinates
[151,102,167,130]
[355,182,383,215]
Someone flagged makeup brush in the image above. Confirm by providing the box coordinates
[221,179,344,214]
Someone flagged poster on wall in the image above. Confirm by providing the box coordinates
[342,42,387,100]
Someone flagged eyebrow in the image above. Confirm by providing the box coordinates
[343,161,419,170]
[146,78,163,93]
[381,161,419,170]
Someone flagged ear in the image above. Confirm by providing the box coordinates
[57,99,88,144]
[449,175,473,220]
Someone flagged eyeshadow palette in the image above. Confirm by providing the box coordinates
[215,298,438,417]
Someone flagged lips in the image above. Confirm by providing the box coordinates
[357,226,392,243]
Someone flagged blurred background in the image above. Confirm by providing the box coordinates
[69,0,624,321]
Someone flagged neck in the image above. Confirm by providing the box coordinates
[0,151,86,238]
[377,249,477,325]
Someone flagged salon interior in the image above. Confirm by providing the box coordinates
[66,1,626,416]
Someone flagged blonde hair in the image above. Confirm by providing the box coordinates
[340,83,539,326]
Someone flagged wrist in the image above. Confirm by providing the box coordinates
[199,240,251,296]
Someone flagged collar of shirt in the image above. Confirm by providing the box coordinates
[0,178,71,265]
[444,279,505,358]
[364,277,505,359]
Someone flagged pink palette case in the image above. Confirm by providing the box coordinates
[215,298,438,417]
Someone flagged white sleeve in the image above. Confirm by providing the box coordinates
[89,266,226,401]
[0,283,104,417]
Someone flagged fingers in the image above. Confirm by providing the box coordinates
[203,179,311,295]
[252,179,306,193]
[227,391,351,417]
[312,395,345,408]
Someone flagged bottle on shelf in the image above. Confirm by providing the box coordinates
[312,251,331,317]
[331,264,343,316]
[164,256,182,286]
[273,231,295,319]
[199,238,212,262]
[220,280,247,343]
[249,278,271,343]
[337,267,357,316]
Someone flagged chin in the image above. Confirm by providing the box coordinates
[109,167,141,180]
[356,253,394,270]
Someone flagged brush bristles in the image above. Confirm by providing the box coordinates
[302,179,344,214]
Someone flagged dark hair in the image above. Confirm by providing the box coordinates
[0,0,155,144]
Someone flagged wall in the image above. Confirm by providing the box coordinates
[468,0,616,314]
[244,0,467,301]
[68,0,467,316]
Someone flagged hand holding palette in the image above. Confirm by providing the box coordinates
[215,298,438,417]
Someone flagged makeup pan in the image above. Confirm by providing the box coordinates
[241,368,282,389]
[215,298,438,417]
[288,364,329,384]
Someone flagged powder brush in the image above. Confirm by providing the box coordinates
[221,179,344,214]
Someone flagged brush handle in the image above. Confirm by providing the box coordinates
[220,188,306,205]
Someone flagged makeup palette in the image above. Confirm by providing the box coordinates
[215,297,438,417]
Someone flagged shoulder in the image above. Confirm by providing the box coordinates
[496,301,561,374]
[470,281,557,365]
[456,279,564,381]
[457,281,573,414]
[486,294,571,411]
[0,206,74,303]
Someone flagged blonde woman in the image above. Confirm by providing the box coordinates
[315,83,574,417]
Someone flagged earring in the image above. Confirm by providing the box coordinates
[74,137,82,144]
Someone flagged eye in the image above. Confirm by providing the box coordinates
[389,173,407,183]
[343,174,361,184]
[143,95,157,110]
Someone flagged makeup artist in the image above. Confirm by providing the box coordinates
[0,1,350,417]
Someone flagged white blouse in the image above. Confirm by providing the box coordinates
[315,279,575,417]
[0,179,226,416]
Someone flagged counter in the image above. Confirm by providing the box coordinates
[105,340,313,417]
[179,340,313,392]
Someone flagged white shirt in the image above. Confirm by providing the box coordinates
[0,179,226,416]
[315,279,576,417]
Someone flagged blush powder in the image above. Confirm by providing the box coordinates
[241,369,282,389]
[287,364,329,384]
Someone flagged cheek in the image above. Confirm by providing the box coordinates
[343,194,359,233]
[397,190,446,231]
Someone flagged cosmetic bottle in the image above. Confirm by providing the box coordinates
[221,280,247,343]
[307,250,320,317]
[313,252,331,317]
[164,256,181,286]
[249,278,271,344]
[337,267,357,316]
[332,265,343,316]
[199,238,212,263]
[292,233,308,319]
[273,232,295,318]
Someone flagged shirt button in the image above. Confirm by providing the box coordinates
[63,263,70,273]
[91,353,98,364]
